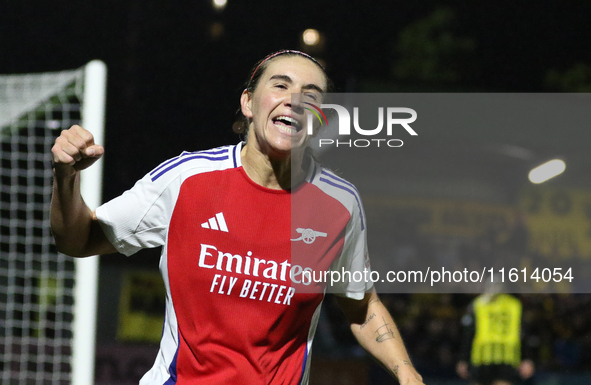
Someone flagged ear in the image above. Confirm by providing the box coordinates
[240,89,253,119]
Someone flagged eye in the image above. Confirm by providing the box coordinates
[302,92,324,104]
[304,92,321,102]
[274,83,288,89]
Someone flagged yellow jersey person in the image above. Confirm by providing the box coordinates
[456,279,534,385]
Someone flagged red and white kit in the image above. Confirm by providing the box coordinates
[96,143,371,385]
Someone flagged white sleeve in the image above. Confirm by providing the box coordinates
[95,171,179,257]
[329,200,373,300]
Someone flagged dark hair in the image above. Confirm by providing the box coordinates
[233,50,332,135]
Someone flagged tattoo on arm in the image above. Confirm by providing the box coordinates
[391,360,413,379]
[374,316,395,342]
[360,312,376,329]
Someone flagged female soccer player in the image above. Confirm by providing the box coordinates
[51,50,424,385]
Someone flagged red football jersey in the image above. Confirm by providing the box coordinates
[96,143,371,384]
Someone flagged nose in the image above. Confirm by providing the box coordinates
[288,93,304,115]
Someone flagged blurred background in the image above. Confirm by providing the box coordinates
[2,0,591,384]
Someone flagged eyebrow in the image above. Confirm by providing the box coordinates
[268,74,325,93]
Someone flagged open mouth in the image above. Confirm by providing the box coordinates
[272,115,302,133]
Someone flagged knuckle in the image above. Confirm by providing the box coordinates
[53,137,66,151]
[55,134,67,142]
[79,130,94,143]
[55,152,73,165]
[60,129,74,141]
[71,136,87,150]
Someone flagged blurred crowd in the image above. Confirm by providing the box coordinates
[316,292,591,377]
[313,211,591,377]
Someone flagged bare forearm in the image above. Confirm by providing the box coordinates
[351,298,419,383]
[50,125,114,257]
[50,172,96,257]
[337,291,423,384]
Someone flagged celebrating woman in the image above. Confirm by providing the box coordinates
[51,50,424,384]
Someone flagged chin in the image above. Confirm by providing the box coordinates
[269,144,307,161]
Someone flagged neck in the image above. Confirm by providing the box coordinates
[241,143,307,190]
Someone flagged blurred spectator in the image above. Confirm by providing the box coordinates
[456,279,534,385]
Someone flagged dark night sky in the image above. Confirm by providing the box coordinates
[2,0,591,201]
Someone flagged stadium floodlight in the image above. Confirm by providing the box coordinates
[0,60,106,385]
[303,29,320,46]
[213,0,227,10]
[528,159,566,184]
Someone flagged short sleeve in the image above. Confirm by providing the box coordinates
[95,145,240,257]
[95,171,178,257]
[329,197,373,300]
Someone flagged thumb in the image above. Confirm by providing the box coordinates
[73,145,104,172]
[84,144,105,158]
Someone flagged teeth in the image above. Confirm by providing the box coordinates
[276,116,298,125]
[275,124,297,134]
[273,115,302,131]
[273,116,302,134]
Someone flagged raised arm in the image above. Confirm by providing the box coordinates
[50,125,116,257]
[335,289,424,385]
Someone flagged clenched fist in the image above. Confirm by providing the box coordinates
[51,125,104,178]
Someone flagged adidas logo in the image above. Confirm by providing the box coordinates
[201,212,228,232]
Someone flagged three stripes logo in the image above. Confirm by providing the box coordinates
[201,212,228,232]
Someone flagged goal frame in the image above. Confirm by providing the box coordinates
[71,59,107,385]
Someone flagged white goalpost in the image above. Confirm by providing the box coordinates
[72,60,106,385]
[0,60,106,385]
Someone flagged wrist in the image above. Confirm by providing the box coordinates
[394,362,421,382]
[53,165,80,183]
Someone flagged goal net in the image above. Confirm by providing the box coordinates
[0,61,106,385]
